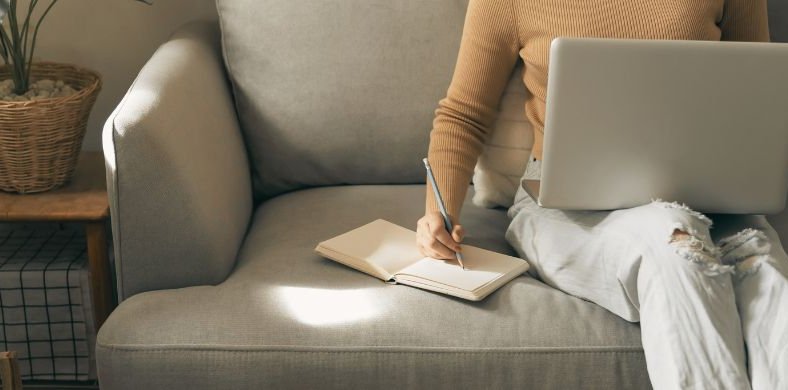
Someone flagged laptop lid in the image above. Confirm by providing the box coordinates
[533,37,788,214]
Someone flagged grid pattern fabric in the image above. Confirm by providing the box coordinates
[0,223,95,381]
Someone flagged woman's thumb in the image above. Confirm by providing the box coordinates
[452,225,464,243]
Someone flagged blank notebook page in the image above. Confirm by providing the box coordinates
[396,245,526,292]
[319,219,423,278]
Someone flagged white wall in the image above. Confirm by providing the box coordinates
[31,0,218,151]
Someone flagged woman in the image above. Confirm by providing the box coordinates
[416,0,787,389]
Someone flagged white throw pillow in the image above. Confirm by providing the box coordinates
[472,60,534,209]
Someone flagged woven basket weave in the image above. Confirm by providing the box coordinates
[0,62,101,193]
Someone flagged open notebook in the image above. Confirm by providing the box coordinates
[314,219,529,301]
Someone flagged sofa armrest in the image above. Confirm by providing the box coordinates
[103,20,252,301]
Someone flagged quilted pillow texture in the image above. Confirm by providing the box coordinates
[472,60,534,209]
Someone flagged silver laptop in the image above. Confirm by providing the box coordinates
[522,37,788,214]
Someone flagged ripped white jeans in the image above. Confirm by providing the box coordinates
[505,155,788,390]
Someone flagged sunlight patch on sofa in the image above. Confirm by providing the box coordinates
[275,286,381,326]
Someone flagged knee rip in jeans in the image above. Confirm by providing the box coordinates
[668,228,734,276]
[651,199,733,276]
[717,228,771,280]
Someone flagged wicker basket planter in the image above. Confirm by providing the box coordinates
[0,62,102,193]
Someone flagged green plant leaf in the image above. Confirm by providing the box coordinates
[0,0,9,24]
[2,0,151,94]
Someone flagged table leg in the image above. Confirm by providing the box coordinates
[86,221,113,329]
[0,351,22,390]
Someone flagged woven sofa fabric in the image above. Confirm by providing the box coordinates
[96,185,650,389]
[103,21,253,300]
[215,0,473,202]
[97,347,648,390]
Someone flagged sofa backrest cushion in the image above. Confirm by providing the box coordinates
[217,0,788,203]
[216,0,469,202]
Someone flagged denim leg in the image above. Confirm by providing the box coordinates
[506,192,751,389]
[629,202,749,390]
[506,185,643,321]
[711,214,788,390]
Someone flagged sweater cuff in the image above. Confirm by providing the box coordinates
[424,170,470,220]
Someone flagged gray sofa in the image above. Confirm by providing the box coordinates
[98,1,788,389]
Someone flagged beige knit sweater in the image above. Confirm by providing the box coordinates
[425,0,770,218]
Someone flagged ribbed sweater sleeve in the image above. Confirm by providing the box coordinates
[720,0,770,42]
[424,0,769,220]
[425,0,520,219]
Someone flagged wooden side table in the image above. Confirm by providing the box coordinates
[0,151,113,329]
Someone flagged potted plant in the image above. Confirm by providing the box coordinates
[0,0,149,193]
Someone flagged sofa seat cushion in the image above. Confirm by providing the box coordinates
[96,185,650,389]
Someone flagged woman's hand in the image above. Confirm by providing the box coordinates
[416,211,464,260]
